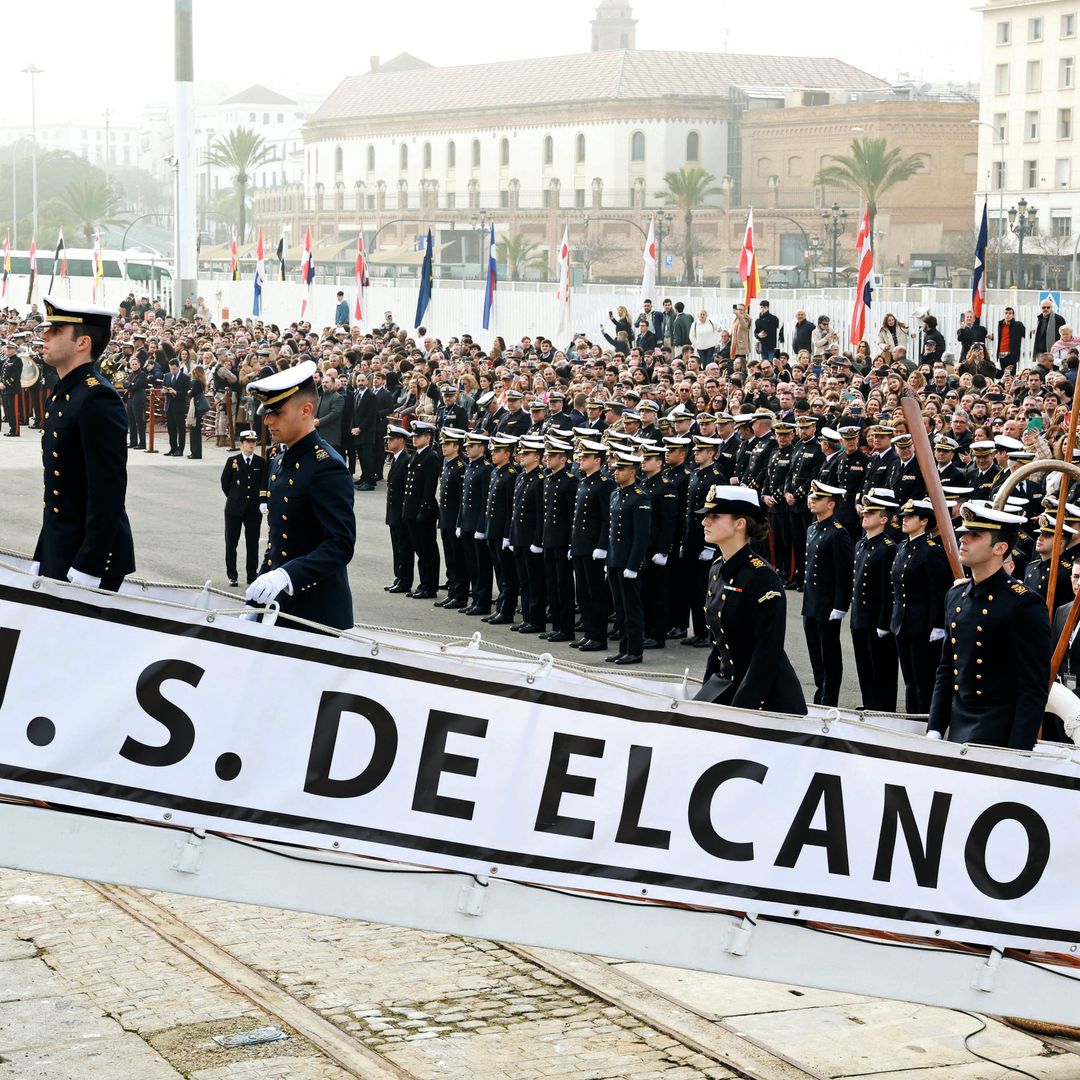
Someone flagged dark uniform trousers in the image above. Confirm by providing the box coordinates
[516,547,546,626]
[770,509,792,582]
[391,526,415,588]
[408,519,440,592]
[490,536,518,617]
[574,555,608,643]
[126,392,147,447]
[851,629,898,712]
[225,511,262,584]
[442,528,467,604]
[896,631,942,714]
[642,560,668,643]
[462,534,493,609]
[608,569,644,657]
[544,551,574,634]
[804,616,844,706]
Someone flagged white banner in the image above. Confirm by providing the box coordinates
[0,568,1077,953]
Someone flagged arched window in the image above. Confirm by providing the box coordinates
[423,142,432,169]
[472,139,481,168]
[366,145,375,172]
[500,137,510,167]
[576,133,586,164]
[543,135,554,166]
[334,146,343,174]
[399,143,408,170]
[686,131,699,162]
[787,155,803,178]
[631,130,645,162]
[447,140,456,168]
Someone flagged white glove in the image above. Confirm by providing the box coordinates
[651,553,668,566]
[875,628,889,639]
[925,730,943,740]
[455,527,461,538]
[474,531,485,540]
[829,608,846,621]
[66,568,102,589]
[929,627,946,642]
[259,502,268,515]
[592,548,607,560]
[529,544,542,555]
[698,547,716,561]
[502,538,510,550]
[246,567,293,605]
[623,569,638,579]
[29,561,40,576]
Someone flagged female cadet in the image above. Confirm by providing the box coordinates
[695,485,807,714]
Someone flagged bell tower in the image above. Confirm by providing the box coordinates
[591,0,637,52]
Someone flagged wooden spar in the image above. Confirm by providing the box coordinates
[900,391,962,578]
[1045,372,1080,613]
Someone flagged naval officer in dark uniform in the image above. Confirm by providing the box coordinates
[801,479,854,706]
[696,485,806,714]
[605,449,651,665]
[245,360,355,632]
[402,421,442,599]
[31,296,134,592]
[928,501,1049,750]
[220,430,268,587]
[569,438,613,652]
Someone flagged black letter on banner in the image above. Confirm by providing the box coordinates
[304,692,397,799]
[687,759,766,861]
[0,628,20,712]
[964,802,1050,900]
[615,745,671,850]
[873,785,952,887]
[534,733,604,838]
[120,660,204,767]
[775,772,850,875]
[412,710,488,820]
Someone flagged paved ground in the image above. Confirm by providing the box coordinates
[0,430,864,706]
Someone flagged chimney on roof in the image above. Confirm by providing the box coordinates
[369,56,380,74]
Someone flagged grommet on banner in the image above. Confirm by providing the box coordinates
[821,708,839,734]
[527,653,553,684]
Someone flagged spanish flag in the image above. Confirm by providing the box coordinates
[738,209,760,307]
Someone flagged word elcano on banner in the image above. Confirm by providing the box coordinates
[0,568,1077,954]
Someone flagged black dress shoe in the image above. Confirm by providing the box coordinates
[642,638,665,649]
[444,600,468,610]
[466,607,491,616]
[386,584,410,594]
[487,614,515,625]
[410,589,437,599]
[538,631,555,640]
[510,622,525,631]
[666,627,687,640]
[546,632,574,643]
[577,639,607,652]
[681,634,707,647]
[615,654,643,665]
[604,653,625,663]
[384,581,400,592]
[517,624,544,634]
[228,579,239,587]
[568,639,583,648]
[433,597,452,608]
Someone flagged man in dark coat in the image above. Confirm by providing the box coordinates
[402,421,442,599]
[162,358,191,456]
[220,431,268,586]
[383,425,414,593]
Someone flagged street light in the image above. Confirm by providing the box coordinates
[971,118,1006,289]
[822,203,848,288]
[1008,197,1038,290]
[654,211,674,285]
[21,64,42,243]
[470,209,490,279]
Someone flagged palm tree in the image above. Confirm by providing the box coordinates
[496,234,548,281]
[65,181,127,247]
[205,126,275,243]
[814,137,925,252]
[655,166,724,283]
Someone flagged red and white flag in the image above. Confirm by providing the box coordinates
[354,233,367,325]
[850,210,874,346]
[556,226,571,336]
[738,209,759,307]
[639,219,656,311]
[300,226,314,319]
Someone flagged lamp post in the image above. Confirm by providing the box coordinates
[654,211,674,285]
[21,64,42,244]
[971,118,1006,289]
[805,234,823,286]
[1008,197,1037,289]
[822,202,848,288]
[470,209,490,279]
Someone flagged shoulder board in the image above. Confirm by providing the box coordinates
[1011,582,1029,595]
[634,486,644,495]
[833,521,843,529]
[314,447,330,461]
[884,538,894,546]
[749,555,765,568]
[231,459,239,469]
[758,589,781,603]
[661,476,670,484]
[85,376,100,388]
[927,538,937,546]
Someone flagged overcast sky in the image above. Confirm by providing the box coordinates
[0,0,980,128]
